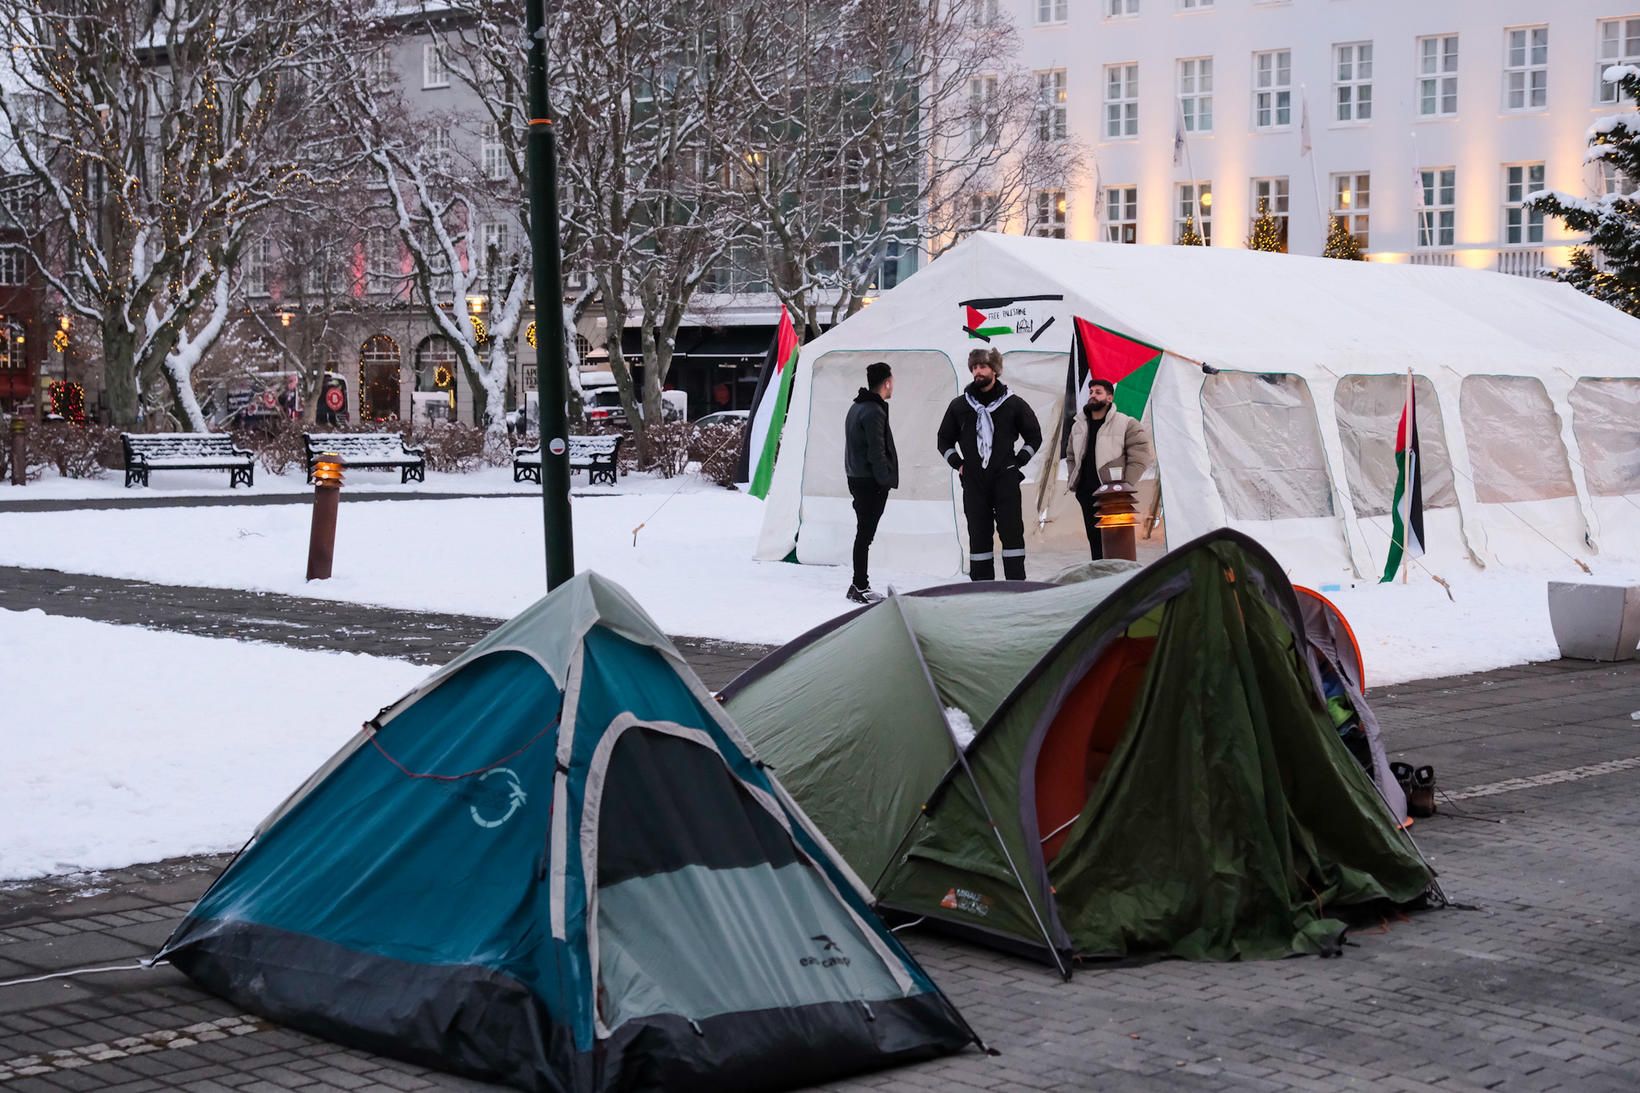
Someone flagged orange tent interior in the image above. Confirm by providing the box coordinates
[1034,635,1157,862]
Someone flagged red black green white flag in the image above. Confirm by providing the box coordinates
[744,307,800,499]
[960,295,1062,342]
[1380,372,1426,582]
[1061,318,1163,455]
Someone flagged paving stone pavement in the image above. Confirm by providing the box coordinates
[3,566,1640,1091]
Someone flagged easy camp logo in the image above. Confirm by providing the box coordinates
[800,934,852,969]
[469,767,528,829]
[940,887,992,917]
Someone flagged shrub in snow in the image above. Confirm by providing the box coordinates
[690,422,746,488]
[1527,66,1640,316]
[26,421,118,479]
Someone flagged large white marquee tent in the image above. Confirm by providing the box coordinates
[754,234,1640,583]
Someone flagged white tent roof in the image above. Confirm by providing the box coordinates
[757,234,1640,583]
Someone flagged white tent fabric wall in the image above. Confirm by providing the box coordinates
[755,234,1640,584]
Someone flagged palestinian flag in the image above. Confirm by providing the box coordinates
[960,295,1062,342]
[1380,372,1425,582]
[1071,317,1163,420]
[744,307,800,499]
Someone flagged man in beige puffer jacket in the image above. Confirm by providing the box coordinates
[1065,378,1154,559]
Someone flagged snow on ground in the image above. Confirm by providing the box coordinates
[0,609,427,881]
[0,486,1625,684]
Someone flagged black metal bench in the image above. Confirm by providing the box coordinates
[304,432,427,484]
[514,434,623,486]
[122,433,255,488]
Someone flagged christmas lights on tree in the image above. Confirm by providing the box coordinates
[1324,216,1366,261]
[1247,200,1285,252]
[1176,216,1204,247]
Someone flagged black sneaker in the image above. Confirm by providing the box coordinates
[846,584,883,605]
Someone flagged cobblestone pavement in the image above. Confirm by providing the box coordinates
[4,567,1640,1092]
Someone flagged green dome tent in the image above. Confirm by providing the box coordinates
[159,572,977,1092]
[721,531,1436,972]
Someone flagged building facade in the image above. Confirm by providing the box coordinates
[1005,0,1638,274]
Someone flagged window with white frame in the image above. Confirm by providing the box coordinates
[366,49,394,91]
[1503,164,1545,245]
[0,247,25,286]
[1176,181,1212,244]
[481,122,507,180]
[1597,18,1640,104]
[422,42,449,89]
[1250,177,1289,250]
[242,237,270,297]
[478,221,510,273]
[366,227,398,295]
[969,75,998,145]
[1105,63,1139,139]
[967,192,1001,231]
[1330,172,1370,249]
[1504,26,1548,111]
[1417,35,1459,117]
[1178,58,1213,133]
[1417,168,1455,248]
[423,126,453,172]
[1106,0,1138,17]
[1032,190,1067,238]
[1334,42,1373,122]
[1037,70,1067,142]
[1601,160,1636,196]
[972,0,999,24]
[1181,0,1213,8]
[1104,186,1138,243]
[1037,0,1069,24]
[1253,50,1292,129]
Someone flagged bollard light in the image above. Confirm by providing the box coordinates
[306,453,345,580]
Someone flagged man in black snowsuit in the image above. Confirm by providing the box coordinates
[936,348,1042,581]
[842,360,898,603]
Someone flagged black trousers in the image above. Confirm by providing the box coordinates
[848,477,890,588]
[1077,491,1104,561]
[963,473,1026,581]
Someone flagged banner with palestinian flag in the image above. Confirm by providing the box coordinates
[960,294,1062,343]
[1060,317,1164,455]
[742,307,801,499]
[1380,371,1425,582]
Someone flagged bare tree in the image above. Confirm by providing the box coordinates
[717,0,1078,339]
[553,0,743,464]
[0,0,344,428]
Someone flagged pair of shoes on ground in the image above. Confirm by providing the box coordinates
[846,584,884,605]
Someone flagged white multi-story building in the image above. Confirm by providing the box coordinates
[1005,0,1639,274]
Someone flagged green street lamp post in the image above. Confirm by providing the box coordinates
[526,0,574,589]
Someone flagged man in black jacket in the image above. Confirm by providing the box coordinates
[842,361,898,603]
[936,348,1042,581]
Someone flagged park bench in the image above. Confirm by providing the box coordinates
[514,434,623,486]
[122,432,255,488]
[304,432,427,484]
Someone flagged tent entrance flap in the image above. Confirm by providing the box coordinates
[1034,635,1158,862]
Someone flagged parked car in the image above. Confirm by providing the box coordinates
[584,388,686,428]
[691,409,749,430]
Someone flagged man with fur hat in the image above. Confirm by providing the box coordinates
[936,347,1042,581]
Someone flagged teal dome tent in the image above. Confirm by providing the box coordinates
[159,572,976,1092]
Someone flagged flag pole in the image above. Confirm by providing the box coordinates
[1402,367,1413,585]
[1299,85,1326,244]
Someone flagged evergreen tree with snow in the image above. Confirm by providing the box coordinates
[1527,65,1640,317]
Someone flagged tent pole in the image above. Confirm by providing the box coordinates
[887,595,1073,979]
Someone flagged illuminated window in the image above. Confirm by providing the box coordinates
[1032,190,1067,239]
[1330,172,1370,249]
[1176,181,1212,244]
[1249,177,1289,251]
